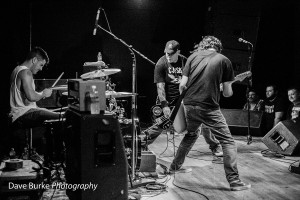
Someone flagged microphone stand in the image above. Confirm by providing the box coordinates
[95,24,155,183]
[246,42,254,145]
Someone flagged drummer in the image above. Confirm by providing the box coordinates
[9,47,64,155]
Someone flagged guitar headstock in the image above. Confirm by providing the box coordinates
[235,71,252,82]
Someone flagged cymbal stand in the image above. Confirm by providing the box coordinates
[95,24,155,181]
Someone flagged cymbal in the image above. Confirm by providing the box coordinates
[51,85,67,91]
[106,91,136,98]
[81,69,121,79]
[83,61,106,67]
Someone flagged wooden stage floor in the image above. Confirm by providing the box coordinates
[137,132,300,200]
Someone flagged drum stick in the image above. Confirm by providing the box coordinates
[51,72,64,88]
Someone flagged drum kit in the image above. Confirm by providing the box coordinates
[51,64,134,124]
[50,63,142,170]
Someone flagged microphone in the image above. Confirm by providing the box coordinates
[93,8,101,35]
[238,38,252,45]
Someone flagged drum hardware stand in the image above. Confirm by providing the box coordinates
[94,20,155,184]
[39,116,66,184]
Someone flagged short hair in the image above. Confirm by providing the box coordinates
[287,86,300,93]
[198,36,223,53]
[248,88,258,94]
[26,46,49,65]
[164,40,180,54]
[266,84,278,92]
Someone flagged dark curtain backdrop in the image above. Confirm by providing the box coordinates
[2,0,300,125]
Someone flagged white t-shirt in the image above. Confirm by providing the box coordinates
[9,66,37,122]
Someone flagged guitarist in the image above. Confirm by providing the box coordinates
[145,40,186,145]
[146,40,222,156]
[169,36,251,191]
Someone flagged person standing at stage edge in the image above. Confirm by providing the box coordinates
[170,36,251,191]
[145,40,222,157]
[262,84,286,134]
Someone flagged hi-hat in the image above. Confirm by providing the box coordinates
[81,69,121,79]
[106,91,136,98]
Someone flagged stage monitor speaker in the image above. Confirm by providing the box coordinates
[221,109,263,136]
[262,120,300,156]
[65,109,128,200]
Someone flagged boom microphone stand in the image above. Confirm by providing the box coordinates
[240,38,254,145]
[94,24,155,181]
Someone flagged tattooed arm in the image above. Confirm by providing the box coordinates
[157,82,171,117]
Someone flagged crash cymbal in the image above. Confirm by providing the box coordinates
[81,69,121,79]
[106,91,136,98]
[51,85,67,91]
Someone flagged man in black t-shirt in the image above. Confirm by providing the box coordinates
[262,85,286,134]
[153,40,186,107]
[169,36,251,191]
[146,40,222,157]
[146,40,186,144]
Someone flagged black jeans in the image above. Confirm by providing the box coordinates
[10,108,64,160]
[170,105,240,184]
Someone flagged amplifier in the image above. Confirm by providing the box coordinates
[68,79,106,113]
[221,109,263,136]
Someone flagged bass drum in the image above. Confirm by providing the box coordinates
[120,119,141,171]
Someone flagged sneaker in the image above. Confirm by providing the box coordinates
[230,180,251,191]
[169,166,192,174]
[212,146,223,157]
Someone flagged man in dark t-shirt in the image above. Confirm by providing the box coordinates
[262,85,286,134]
[153,40,186,106]
[169,36,251,191]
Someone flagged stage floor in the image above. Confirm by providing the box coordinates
[139,133,300,200]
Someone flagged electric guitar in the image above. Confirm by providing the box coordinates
[146,71,252,133]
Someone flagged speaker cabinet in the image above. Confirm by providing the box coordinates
[221,109,263,136]
[65,109,128,200]
[262,120,300,156]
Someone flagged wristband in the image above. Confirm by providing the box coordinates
[161,100,169,108]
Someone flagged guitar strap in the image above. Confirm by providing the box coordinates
[169,52,217,121]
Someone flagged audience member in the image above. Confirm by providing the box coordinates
[243,89,264,111]
[286,87,300,121]
[262,84,286,134]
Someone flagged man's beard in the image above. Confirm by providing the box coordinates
[266,93,276,101]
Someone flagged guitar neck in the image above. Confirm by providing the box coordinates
[230,71,252,84]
